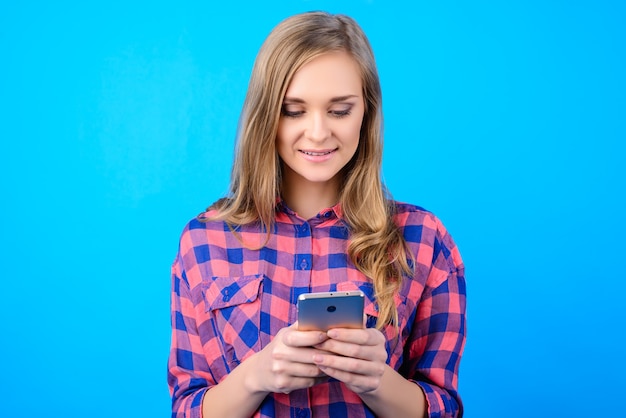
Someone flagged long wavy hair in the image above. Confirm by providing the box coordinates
[207,11,413,329]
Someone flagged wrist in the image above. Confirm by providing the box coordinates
[359,364,391,400]
[240,352,265,395]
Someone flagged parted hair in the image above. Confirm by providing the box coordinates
[207,11,413,329]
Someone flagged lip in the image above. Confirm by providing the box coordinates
[299,148,337,162]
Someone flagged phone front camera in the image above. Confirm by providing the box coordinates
[327,305,337,313]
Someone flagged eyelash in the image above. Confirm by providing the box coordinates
[281,109,304,118]
[281,108,352,119]
[331,109,352,118]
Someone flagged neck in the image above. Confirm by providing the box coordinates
[281,175,341,220]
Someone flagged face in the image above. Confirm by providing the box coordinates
[276,51,365,192]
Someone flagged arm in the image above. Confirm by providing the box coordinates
[360,364,428,418]
[310,271,464,418]
[168,253,331,417]
[168,254,267,417]
[313,327,428,417]
[408,220,466,417]
[198,351,268,418]
[167,258,214,417]
[311,218,466,417]
[410,267,466,417]
[200,324,329,418]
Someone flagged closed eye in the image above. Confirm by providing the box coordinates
[330,109,352,118]
[281,103,355,119]
[281,107,304,118]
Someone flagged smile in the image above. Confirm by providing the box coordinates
[300,149,335,156]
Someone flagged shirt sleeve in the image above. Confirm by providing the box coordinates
[410,218,467,417]
[167,251,213,418]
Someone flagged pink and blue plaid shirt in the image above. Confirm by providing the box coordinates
[168,201,466,417]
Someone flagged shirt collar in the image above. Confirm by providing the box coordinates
[276,198,343,223]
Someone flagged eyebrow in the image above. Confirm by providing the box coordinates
[282,94,359,104]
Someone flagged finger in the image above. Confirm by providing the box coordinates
[326,327,385,346]
[313,353,385,379]
[282,326,328,348]
[273,360,326,378]
[314,339,388,363]
[315,339,365,359]
[272,376,319,394]
[313,365,382,394]
[271,345,329,364]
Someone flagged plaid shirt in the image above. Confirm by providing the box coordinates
[168,201,466,417]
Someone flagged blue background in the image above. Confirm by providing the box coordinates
[1,1,624,417]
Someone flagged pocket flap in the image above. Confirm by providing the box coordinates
[203,274,263,311]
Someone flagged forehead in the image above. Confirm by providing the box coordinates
[284,51,362,100]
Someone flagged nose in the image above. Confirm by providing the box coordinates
[305,112,330,142]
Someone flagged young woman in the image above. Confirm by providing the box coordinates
[168,11,466,418]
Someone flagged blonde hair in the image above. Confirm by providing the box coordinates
[208,11,412,329]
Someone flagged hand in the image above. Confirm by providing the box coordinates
[248,322,330,394]
[311,326,388,394]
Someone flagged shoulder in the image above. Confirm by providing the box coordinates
[181,208,226,232]
[176,209,228,254]
[391,201,442,237]
[173,210,239,285]
[392,201,464,275]
[176,208,267,260]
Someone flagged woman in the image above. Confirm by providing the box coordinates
[168,11,466,418]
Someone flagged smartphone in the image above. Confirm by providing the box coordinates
[297,290,365,331]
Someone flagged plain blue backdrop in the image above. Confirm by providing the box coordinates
[1,1,624,417]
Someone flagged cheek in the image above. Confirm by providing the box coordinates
[345,109,365,145]
[343,120,363,147]
[276,122,296,145]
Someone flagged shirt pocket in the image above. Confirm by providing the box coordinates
[201,274,264,368]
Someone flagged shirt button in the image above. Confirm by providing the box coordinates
[300,259,309,270]
[295,408,309,418]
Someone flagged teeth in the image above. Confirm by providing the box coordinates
[303,150,332,156]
